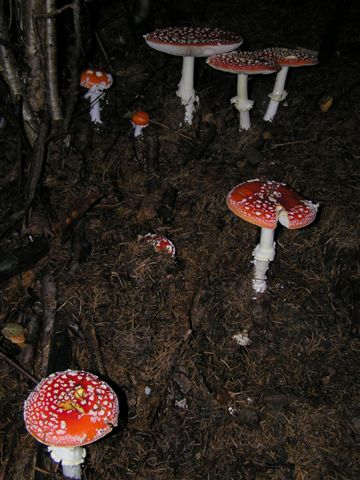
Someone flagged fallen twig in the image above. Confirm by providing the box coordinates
[0,348,38,383]
[39,274,57,376]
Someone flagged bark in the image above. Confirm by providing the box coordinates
[24,0,46,113]
[64,0,81,133]
[0,0,38,143]
[45,0,63,121]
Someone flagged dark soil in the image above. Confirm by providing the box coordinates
[1,1,360,479]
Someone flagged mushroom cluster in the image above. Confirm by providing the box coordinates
[24,370,119,480]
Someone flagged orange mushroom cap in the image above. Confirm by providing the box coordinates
[24,370,119,448]
[227,180,318,230]
[131,111,150,126]
[80,68,113,89]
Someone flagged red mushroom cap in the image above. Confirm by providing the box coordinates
[259,48,319,67]
[206,51,279,75]
[80,68,113,89]
[227,180,318,229]
[131,111,150,126]
[144,27,243,57]
[24,370,119,448]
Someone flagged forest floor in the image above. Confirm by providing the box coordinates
[1,1,359,479]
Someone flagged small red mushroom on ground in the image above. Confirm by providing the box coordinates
[206,51,279,130]
[144,27,243,125]
[227,179,318,293]
[80,68,113,124]
[24,370,119,480]
[260,48,319,122]
[131,110,150,137]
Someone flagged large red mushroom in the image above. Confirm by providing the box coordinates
[227,179,318,293]
[24,370,119,479]
[144,27,243,125]
[206,51,279,130]
[260,48,319,122]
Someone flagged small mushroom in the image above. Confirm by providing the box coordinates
[206,51,279,130]
[260,48,319,122]
[227,179,318,293]
[24,370,119,480]
[131,110,150,137]
[2,323,26,348]
[80,68,113,124]
[144,27,243,125]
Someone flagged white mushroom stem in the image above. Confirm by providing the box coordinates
[176,56,198,125]
[252,227,276,293]
[231,73,254,131]
[84,84,106,124]
[48,446,86,480]
[263,66,289,122]
[132,123,147,137]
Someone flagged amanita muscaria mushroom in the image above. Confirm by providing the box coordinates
[206,51,279,130]
[227,180,318,293]
[144,27,243,125]
[80,68,113,124]
[24,370,119,480]
[260,48,319,122]
[131,110,150,137]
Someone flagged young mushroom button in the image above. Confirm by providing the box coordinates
[80,68,113,124]
[24,370,119,480]
[260,47,319,122]
[227,180,318,293]
[131,110,150,137]
[144,27,243,125]
[206,51,279,130]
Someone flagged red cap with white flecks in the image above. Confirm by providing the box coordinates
[227,180,318,229]
[206,51,279,75]
[24,370,119,447]
[144,27,243,57]
[80,69,113,89]
[258,48,319,67]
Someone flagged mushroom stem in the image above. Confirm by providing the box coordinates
[84,85,105,124]
[133,124,144,137]
[231,73,253,130]
[252,227,276,293]
[176,55,198,125]
[48,446,86,480]
[263,66,289,122]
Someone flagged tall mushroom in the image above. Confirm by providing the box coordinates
[206,51,279,130]
[144,27,243,125]
[24,370,119,480]
[80,68,113,124]
[227,180,318,293]
[260,48,319,122]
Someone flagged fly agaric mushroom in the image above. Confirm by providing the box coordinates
[206,51,279,130]
[227,180,318,293]
[260,48,319,122]
[144,27,243,125]
[24,370,119,480]
[131,110,150,137]
[80,68,113,124]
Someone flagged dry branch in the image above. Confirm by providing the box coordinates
[45,0,63,122]
[39,273,57,376]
